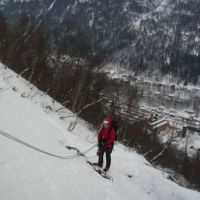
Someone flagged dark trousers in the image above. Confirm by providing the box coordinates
[98,149,111,169]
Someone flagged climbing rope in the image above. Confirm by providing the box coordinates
[0,129,97,159]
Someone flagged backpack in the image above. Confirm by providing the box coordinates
[111,120,119,141]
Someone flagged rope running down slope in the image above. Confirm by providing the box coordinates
[0,129,96,159]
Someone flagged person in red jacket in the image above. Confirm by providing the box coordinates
[95,116,116,172]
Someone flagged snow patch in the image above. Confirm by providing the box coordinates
[48,0,57,11]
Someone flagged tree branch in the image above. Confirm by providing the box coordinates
[68,97,104,132]
[150,144,167,163]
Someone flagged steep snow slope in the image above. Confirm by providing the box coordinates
[0,62,200,200]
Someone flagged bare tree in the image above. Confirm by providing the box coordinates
[0,12,9,62]
[68,97,104,132]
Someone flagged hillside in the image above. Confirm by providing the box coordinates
[0,0,200,84]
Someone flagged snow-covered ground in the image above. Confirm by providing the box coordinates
[0,62,200,200]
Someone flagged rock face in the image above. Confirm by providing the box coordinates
[0,0,200,84]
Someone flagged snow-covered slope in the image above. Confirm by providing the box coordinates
[0,62,200,200]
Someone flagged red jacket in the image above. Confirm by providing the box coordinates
[98,127,115,150]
